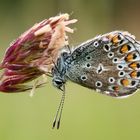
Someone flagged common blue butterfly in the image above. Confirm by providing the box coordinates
[52,31,140,128]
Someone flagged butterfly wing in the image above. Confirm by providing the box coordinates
[66,31,140,97]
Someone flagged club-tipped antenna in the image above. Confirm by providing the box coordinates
[52,85,66,129]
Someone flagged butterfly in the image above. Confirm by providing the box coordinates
[51,31,140,128]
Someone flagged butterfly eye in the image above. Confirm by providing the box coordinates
[54,79,63,86]
[94,41,99,47]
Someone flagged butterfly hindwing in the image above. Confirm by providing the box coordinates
[65,31,140,97]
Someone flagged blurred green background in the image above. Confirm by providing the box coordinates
[0,0,140,140]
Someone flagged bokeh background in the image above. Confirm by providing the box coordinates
[0,0,140,140]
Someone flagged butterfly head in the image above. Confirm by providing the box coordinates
[52,51,70,91]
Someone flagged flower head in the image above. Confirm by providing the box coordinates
[0,13,77,92]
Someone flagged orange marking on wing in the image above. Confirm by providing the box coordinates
[130,71,137,78]
[129,62,137,69]
[120,45,128,53]
[112,35,119,44]
[125,53,133,62]
[121,79,129,87]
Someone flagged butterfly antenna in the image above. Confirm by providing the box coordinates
[52,59,60,73]
[66,45,72,54]
[52,85,66,129]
